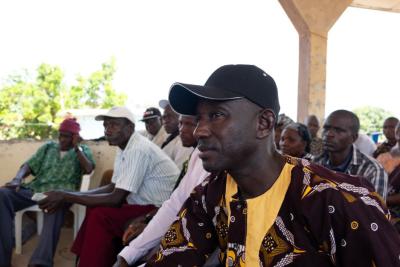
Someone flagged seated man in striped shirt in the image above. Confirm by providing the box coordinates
[38,106,180,267]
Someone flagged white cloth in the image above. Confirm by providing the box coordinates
[118,148,210,265]
[111,132,180,207]
[140,127,168,148]
[162,134,194,170]
[354,133,377,157]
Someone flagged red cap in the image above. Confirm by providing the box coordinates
[59,118,81,134]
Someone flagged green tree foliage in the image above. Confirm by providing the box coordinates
[66,59,126,109]
[353,106,392,134]
[0,59,127,140]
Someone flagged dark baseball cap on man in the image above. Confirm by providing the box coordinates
[140,107,162,121]
[168,64,280,116]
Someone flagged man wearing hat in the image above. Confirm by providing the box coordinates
[0,118,95,267]
[159,100,194,170]
[139,107,168,147]
[144,65,400,266]
[39,106,179,267]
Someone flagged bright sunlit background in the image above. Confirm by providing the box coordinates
[0,0,399,135]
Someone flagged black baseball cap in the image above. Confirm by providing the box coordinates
[168,64,280,116]
[140,107,162,121]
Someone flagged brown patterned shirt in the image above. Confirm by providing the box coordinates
[146,157,400,267]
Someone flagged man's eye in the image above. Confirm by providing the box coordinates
[210,112,224,119]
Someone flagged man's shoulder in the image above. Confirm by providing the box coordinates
[289,157,387,214]
[126,132,177,165]
[354,148,384,171]
[290,156,377,195]
[128,132,158,151]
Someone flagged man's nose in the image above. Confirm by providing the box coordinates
[323,129,334,139]
[104,126,112,135]
[194,121,210,140]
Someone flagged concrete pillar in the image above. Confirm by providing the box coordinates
[279,0,352,122]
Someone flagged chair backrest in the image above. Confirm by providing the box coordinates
[79,172,93,192]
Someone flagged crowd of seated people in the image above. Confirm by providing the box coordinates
[2,64,400,267]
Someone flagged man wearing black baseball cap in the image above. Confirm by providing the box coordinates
[140,107,167,147]
[144,65,400,267]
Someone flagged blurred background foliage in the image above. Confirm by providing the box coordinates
[0,58,126,140]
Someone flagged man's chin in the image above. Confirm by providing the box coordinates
[323,147,337,153]
[201,160,222,173]
[106,139,118,146]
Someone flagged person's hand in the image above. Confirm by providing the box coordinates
[3,177,22,191]
[38,191,66,213]
[112,256,130,267]
[122,215,147,245]
[72,134,81,149]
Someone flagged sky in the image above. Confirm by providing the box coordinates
[0,0,399,129]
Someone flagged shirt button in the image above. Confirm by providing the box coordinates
[230,216,235,223]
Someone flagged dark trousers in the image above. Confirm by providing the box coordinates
[0,187,67,267]
[71,204,156,267]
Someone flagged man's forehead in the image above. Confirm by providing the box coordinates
[104,117,126,123]
[307,117,319,125]
[58,131,73,136]
[384,119,398,126]
[180,114,196,120]
[325,115,351,128]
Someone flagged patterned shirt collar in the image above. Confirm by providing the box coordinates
[321,145,354,172]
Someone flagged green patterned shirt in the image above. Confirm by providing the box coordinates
[23,141,95,193]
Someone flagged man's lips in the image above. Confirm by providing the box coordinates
[323,141,335,147]
[105,135,117,141]
[197,144,216,152]
[197,145,216,158]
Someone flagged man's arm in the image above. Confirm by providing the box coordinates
[118,183,193,265]
[73,134,94,174]
[303,179,400,266]
[144,183,218,266]
[38,183,130,213]
[333,197,400,266]
[369,163,388,200]
[122,209,159,245]
[117,148,209,266]
[3,163,32,190]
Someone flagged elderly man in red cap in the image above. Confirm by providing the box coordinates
[0,118,95,267]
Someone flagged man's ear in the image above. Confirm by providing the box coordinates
[352,132,358,143]
[257,109,275,139]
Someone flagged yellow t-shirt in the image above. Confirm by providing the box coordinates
[225,163,294,266]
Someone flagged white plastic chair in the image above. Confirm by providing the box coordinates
[14,172,92,254]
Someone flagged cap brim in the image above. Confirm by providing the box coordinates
[94,114,108,121]
[95,114,133,122]
[140,115,160,121]
[168,83,242,115]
